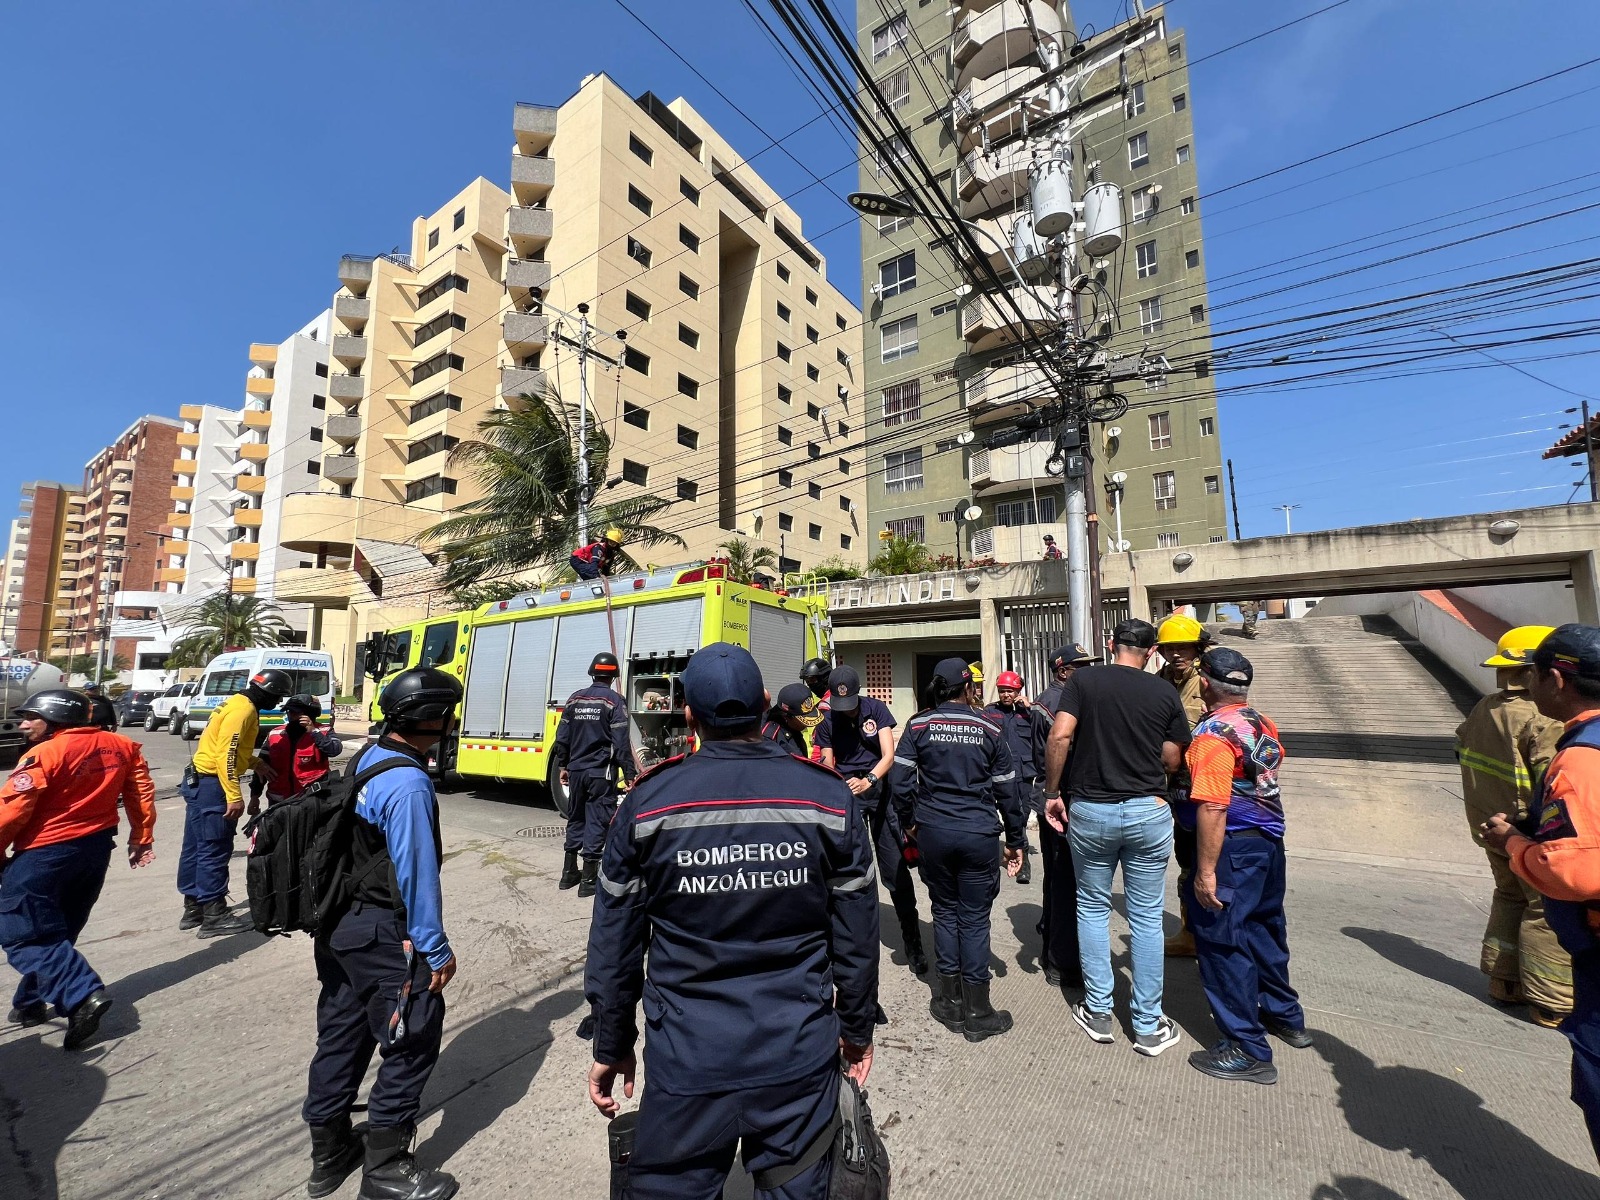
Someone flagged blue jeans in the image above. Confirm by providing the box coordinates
[0,829,115,1015]
[177,774,236,904]
[1070,796,1173,1035]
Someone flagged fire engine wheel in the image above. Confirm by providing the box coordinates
[549,771,573,819]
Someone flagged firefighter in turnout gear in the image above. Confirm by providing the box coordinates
[584,643,878,1199]
[762,682,822,758]
[553,652,638,897]
[1458,625,1571,1023]
[570,528,624,581]
[1159,614,1209,960]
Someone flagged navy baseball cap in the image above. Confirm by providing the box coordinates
[683,642,766,732]
[1534,623,1600,681]
[1200,646,1253,687]
[828,665,863,712]
[933,658,973,690]
[774,682,824,728]
[1111,618,1158,649]
[1049,643,1093,669]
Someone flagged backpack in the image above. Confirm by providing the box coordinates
[243,747,417,937]
[752,1074,891,1199]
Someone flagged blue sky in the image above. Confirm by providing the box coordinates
[2,0,1597,541]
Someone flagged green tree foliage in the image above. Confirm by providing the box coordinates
[805,555,863,582]
[867,536,934,576]
[166,593,290,668]
[447,578,546,611]
[716,537,778,584]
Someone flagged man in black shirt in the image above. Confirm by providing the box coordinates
[1042,619,1191,1057]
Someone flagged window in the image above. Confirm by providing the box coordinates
[806,363,820,382]
[779,512,794,532]
[883,65,911,110]
[841,534,853,550]
[1156,531,1180,548]
[808,443,821,460]
[878,251,916,298]
[629,134,653,165]
[1190,304,1206,325]
[678,323,700,349]
[1135,240,1158,278]
[412,351,463,384]
[1154,471,1177,511]
[414,311,466,346]
[1205,475,1220,494]
[624,347,651,375]
[620,292,651,321]
[1173,92,1187,113]
[776,262,791,282]
[677,478,698,501]
[1210,534,1226,543]
[882,380,920,426]
[679,272,700,299]
[837,348,851,366]
[627,185,653,216]
[777,302,791,322]
[778,426,793,446]
[808,522,821,541]
[778,385,793,405]
[1125,81,1146,118]
[417,273,468,306]
[624,403,650,430]
[452,207,465,231]
[409,392,461,422]
[679,225,700,253]
[627,237,652,267]
[839,496,852,511]
[806,324,819,344]
[809,481,822,500]
[1176,144,1191,165]
[1168,41,1183,60]
[777,342,792,363]
[886,516,924,542]
[310,427,323,443]
[930,299,956,317]
[884,447,924,494]
[680,177,700,204]
[778,469,794,487]
[307,460,320,476]
[805,288,818,305]
[1145,375,1164,393]
[1181,195,1197,215]
[312,395,326,411]
[1186,249,1200,269]
[880,315,918,363]
[872,13,908,61]
[875,136,910,176]
[1128,132,1149,169]
[427,228,439,250]
[807,402,820,419]
[678,373,699,399]
[877,201,913,235]
[1148,411,1172,450]
[837,314,848,331]
[1139,295,1164,334]
[838,421,849,437]
[419,621,458,667]
[405,475,457,502]
[1199,416,1215,437]
[315,362,328,377]
[677,425,699,449]
[995,496,1057,526]
[622,459,649,486]
[1131,186,1156,222]
[407,432,459,463]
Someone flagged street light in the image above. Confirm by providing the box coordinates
[847,190,1032,291]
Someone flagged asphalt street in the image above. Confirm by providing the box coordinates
[0,722,1596,1199]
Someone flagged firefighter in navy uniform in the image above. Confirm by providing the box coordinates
[301,667,463,1200]
[1035,644,1095,718]
[585,643,879,1199]
[553,652,638,898]
[762,682,822,758]
[986,671,1050,886]
[1028,645,1092,987]
[894,659,1026,1042]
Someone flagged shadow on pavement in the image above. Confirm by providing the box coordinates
[0,1034,107,1200]
[108,926,274,1012]
[1315,1031,1600,1199]
[1312,1178,1410,1200]
[1340,927,1486,1004]
[416,986,585,1168]
[1005,902,1043,974]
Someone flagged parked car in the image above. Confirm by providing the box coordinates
[115,690,159,727]
[146,681,200,732]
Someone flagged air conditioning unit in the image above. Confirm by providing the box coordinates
[970,528,995,559]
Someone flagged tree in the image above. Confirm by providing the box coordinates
[421,387,685,588]
[868,536,934,576]
[806,555,864,583]
[716,537,778,584]
[448,577,546,611]
[166,593,290,668]
[48,653,128,684]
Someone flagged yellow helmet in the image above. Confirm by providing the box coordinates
[1483,625,1555,668]
[1157,614,1205,645]
[604,527,625,545]
[968,662,984,684]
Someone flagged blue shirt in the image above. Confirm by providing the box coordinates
[814,695,897,776]
[354,744,452,970]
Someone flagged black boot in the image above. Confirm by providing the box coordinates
[196,898,253,939]
[178,897,202,930]
[900,919,929,975]
[577,858,599,899]
[930,973,963,1033]
[961,978,1013,1044]
[308,1114,366,1199]
[558,851,581,891]
[359,1124,459,1200]
[1015,846,1031,885]
[9,1001,48,1027]
[63,990,113,1051]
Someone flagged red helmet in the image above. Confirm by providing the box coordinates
[995,670,1024,691]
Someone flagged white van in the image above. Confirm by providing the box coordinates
[177,647,337,743]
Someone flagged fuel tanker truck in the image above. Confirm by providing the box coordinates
[0,656,66,767]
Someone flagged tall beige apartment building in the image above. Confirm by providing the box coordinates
[279,74,864,687]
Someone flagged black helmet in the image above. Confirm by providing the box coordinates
[244,668,294,708]
[800,657,831,684]
[90,695,118,730]
[378,667,462,732]
[284,693,322,720]
[589,652,620,680]
[16,688,93,728]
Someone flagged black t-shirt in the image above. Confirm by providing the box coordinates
[1059,664,1191,801]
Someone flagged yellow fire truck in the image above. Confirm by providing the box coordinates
[362,561,832,811]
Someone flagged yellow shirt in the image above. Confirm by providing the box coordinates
[192,693,262,805]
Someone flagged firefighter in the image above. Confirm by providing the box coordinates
[248,694,343,815]
[0,688,156,1051]
[1159,613,1208,959]
[986,671,1050,887]
[570,528,624,581]
[762,682,822,758]
[552,652,638,897]
[967,661,986,708]
[800,657,832,702]
[1035,644,1095,717]
[179,668,292,937]
[1458,625,1571,1024]
[1239,600,1263,640]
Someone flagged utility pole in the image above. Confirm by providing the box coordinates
[1227,459,1242,540]
[1275,503,1301,535]
[576,302,592,548]
[1584,400,1598,503]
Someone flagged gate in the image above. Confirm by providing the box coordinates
[999,600,1072,691]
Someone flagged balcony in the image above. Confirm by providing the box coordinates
[514,102,558,156]
[507,206,553,256]
[229,541,260,562]
[173,457,197,476]
[959,142,1032,219]
[231,576,258,596]
[511,153,555,206]
[246,375,275,397]
[953,1,1065,88]
[956,65,1050,153]
[330,374,365,407]
[249,343,279,366]
[280,492,360,553]
[961,287,1054,351]
[334,294,369,326]
[338,255,374,294]
[241,407,272,430]
[106,495,131,515]
[968,441,1056,491]
[162,539,192,556]
[238,442,270,463]
[963,216,1015,282]
[967,361,1052,425]
[332,334,368,367]
[274,565,353,605]
[501,366,547,400]
[236,475,266,495]
[502,310,549,353]
[325,414,362,446]
[170,486,195,503]
[506,257,552,300]
[176,430,200,449]
[158,567,187,585]
[179,404,204,421]
[954,0,1007,16]
[323,454,359,484]
[981,520,1068,565]
[233,508,263,528]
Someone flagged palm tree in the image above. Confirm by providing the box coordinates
[868,536,933,576]
[716,537,778,584]
[167,593,289,668]
[421,387,684,588]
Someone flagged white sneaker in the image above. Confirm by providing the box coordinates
[1133,1016,1181,1057]
[1026,810,1039,831]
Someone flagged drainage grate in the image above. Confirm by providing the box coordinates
[514,825,568,838]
